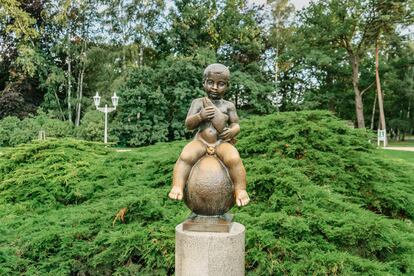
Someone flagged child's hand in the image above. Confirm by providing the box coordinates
[219,127,234,141]
[200,106,215,120]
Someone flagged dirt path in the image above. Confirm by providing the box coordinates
[383,147,414,152]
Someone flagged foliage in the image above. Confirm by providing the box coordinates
[381,38,414,138]
[238,110,414,220]
[296,0,414,129]
[0,78,42,119]
[157,0,219,55]
[112,49,212,147]
[1,0,412,136]
[0,111,413,274]
[228,65,275,114]
[76,110,106,142]
[112,46,277,147]
[0,0,51,119]
[0,116,20,146]
[0,111,73,147]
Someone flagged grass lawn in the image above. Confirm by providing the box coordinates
[388,138,414,147]
[380,149,414,165]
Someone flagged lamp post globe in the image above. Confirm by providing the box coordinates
[93,92,101,108]
[111,92,119,108]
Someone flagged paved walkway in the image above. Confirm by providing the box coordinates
[382,147,414,152]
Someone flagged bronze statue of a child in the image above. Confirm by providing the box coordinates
[168,63,250,207]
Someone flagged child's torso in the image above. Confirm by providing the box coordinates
[197,100,230,144]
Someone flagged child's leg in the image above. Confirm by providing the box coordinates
[169,140,206,200]
[216,143,250,206]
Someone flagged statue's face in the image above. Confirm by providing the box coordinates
[203,72,229,100]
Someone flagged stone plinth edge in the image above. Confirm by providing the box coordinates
[175,222,245,276]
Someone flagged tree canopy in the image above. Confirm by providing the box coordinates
[0,0,413,145]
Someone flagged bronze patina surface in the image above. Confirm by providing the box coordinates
[168,63,250,232]
[184,155,234,216]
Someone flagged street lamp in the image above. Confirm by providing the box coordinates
[93,92,119,144]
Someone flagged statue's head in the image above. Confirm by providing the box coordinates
[203,63,230,100]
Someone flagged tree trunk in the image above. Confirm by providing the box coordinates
[139,45,144,67]
[75,36,86,127]
[370,92,377,130]
[75,66,85,127]
[75,12,89,127]
[375,43,386,131]
[235,87,239,109]
[55,86,65,121]
[274,12,280,108]
[350,54,365,128]
[75,70,81,125]
[275,43,279,84]
[67,52,72,123]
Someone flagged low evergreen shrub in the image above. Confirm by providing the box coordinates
[0,116,20,146]
[0,111,413,275]
[0,112,74,147]
[76,111,106,142]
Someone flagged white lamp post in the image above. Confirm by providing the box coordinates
[93,92,119,144]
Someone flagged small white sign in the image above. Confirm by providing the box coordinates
[377,129,387,147]
[38,130,46,140]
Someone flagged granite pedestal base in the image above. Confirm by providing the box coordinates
[175,222,245,276]
[183,213,233,232]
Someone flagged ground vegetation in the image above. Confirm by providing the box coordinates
[0,111,413,274]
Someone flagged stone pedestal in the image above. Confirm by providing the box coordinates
[175,222,245,276]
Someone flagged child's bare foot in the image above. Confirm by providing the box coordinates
[235,190,250,206]
[169,186,183,200]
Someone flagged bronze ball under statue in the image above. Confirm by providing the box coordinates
[184,154,234,216]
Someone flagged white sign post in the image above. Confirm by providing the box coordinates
[38,130,46,140]
[377,129,387,147]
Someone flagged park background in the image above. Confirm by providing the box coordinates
[1,0,414,275]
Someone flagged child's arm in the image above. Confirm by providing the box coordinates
[185,99,215,130]
[219,102,240,141]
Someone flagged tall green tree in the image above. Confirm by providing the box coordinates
[265,0,298,110]
[102,0,165,68]
[157,0,218,55]
[380,37,414,139]
[0,0,45,118]
[299,0,413,128]
[268,0,295,85]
